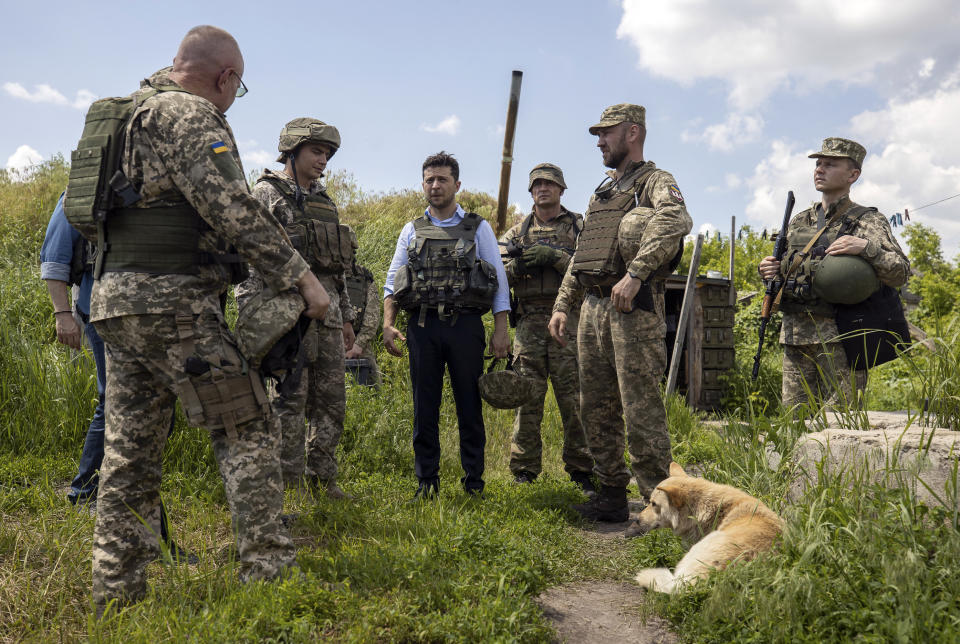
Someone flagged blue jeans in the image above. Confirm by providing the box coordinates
[67,316,106,504]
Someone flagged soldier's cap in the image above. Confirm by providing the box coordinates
[277,117,341,163]
[808,137,866,169]
[588,103,646,135]
[528,163,567,191]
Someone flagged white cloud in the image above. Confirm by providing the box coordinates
[682,112,764,151]
[725,173,742,189]
[421,115,461,135]
[6,144,42,171]
[616,0,958,109]
[919,58,937,78]
[241,149,275,167]
[3,82,96,110]
[698,222,719,237]
[743,81,960,257]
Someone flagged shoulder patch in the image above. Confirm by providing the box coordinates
[668,184,684,203]
[211,141,229,154]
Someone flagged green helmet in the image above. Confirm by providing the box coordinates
[235,288,307,369]
[478,358,536,409]
[276,117,341,163]
[812,254,880,305]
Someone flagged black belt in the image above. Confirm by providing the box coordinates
[586,284,614,298]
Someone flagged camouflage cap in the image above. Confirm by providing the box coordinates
[528,162,567,191]
[277,117,341,163]
[808,137,866,169]
[588,103,646,135]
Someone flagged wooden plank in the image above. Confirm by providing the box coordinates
[687,287,704,408]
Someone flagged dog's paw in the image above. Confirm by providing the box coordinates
[635,568,674,593]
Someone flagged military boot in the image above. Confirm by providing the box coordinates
[323,480,354,501]
[569,470,597,498]
[573,485,629,522]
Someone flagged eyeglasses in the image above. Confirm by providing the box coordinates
[231,70,248,98]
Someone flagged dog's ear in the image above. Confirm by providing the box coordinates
[658,483,687,511]
[669,462,688,478]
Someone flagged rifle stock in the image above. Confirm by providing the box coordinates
[751,190,795,381]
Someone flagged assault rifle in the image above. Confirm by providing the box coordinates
[751,190,795,381]
[498,238,574,328]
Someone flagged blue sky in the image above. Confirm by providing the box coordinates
[4,0,960,257]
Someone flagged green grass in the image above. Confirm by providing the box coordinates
[4,160,960,642]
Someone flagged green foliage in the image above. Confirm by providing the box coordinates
[903,223,960,320]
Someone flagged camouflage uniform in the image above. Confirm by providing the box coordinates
[235,168,354,486]
[777,139,910,408]
[89,68,306,605]
[555,108,692,498]
[501,204,591,478]
[345,262,382,386]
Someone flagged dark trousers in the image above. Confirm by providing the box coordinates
[407,312,486,491]
[68,314,106,503]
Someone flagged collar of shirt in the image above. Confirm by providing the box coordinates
[422,204,465,226]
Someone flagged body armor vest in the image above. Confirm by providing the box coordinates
[345,265,374,329]
[258,174,353,275]
[511,211,580,304]
[780,203,876,317]
[571,164,657,287]
[392,212,498,323]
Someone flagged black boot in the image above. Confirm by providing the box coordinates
[569,471,597,497]
[572,485,629,522]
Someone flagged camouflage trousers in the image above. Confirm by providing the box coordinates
[274,320,345,486]
[577,295,671,497]
[782,342,865,410]
[93,313,294,605]
[510,310,592,477]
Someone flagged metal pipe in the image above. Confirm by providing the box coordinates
[496,70,523,236]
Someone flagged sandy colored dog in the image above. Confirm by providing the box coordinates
[634,462,783,594]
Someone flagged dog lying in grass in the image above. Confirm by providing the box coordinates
[634,462,783,594]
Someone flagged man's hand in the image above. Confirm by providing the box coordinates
[490,311,510,359]
[383,325,406,357]
[342,322,355,352]
[611,274,643,313]
[758,255,780,281]
[548,311,568,347]
[55,311,82,350]
[296,271,330,320]
[826,235,868,256]
[345,344,363,359]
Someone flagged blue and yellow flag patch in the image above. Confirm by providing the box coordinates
[210,141,228,154]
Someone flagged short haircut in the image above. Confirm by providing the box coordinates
[422,151,459,182]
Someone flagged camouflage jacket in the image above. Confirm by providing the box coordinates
[500,206,582,309]
[779,195,910,345]
[553,162,692,317]
[91,68,309,321]
[350,266,380,351]
[235,168,354,330]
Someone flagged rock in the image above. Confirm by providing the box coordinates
[779,411,959,507]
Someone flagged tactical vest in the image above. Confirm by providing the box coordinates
[66,82,247,283]
[258,174,353,275]
[392,212,498,324]
[572,164,662,287]
[345,265,374,329]
[511,211,580,303]
[780,203,876,317]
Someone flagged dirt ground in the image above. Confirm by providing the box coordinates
[535,501,679,643]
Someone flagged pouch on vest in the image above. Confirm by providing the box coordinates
[836,285,910,371]
[63,91,171,241]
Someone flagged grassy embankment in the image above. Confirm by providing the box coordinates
[1,158,959,642]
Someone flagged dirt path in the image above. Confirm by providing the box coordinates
[535,501,679,643]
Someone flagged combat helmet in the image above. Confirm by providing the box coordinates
[478,355,536,409]
[235,288,310,377]
[811,254,880,305]
[276,117,341,163]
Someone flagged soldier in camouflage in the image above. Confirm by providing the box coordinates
[88,26,329,609]
[500,163,593,489]
[344,258,382,387]
[236,117,356,499]
[549,104,692,537]
[759,138,910,408]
